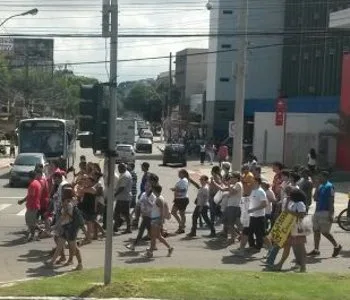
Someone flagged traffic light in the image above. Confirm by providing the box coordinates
[79,83,109,152]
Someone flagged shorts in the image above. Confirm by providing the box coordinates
[25,209,38,228]
[151,217,162,226]
[96,202,105,215]
[313,211,332,233]
[83,212,97,222]
[62,223,79,241]
[223,206,241,229]
[173,197,189,212]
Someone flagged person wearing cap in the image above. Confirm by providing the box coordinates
[241,164,255,197]
[18,171,42,242]
[308,171,342,258]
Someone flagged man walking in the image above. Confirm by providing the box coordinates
[114,163,132,234]
[18,171,42,242]
[308,171,342,257]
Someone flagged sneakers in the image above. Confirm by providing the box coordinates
[74,264,83,271]
[332,245,342,258]
[307,249,320,256]
[125,244,135,251]
[175,228,185,234]
[167,247,174,257]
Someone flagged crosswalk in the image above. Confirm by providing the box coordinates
[0,203,27,216]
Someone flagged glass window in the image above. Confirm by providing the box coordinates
[223,10,233,14]
[15,155,41,166]
[219,77,230,82]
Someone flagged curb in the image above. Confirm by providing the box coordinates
[0,296,160,300]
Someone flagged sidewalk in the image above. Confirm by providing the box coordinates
[0,157,13,170]
[187,163,349,219]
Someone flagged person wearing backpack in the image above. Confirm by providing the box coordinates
[46,186,83,271]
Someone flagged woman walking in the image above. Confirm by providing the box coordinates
[145,185,174,258]
[307,148,317,173]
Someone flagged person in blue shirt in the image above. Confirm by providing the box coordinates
[308,171,342,257]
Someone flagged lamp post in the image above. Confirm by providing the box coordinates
[0,9,38,28]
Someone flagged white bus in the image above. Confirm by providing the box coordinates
[18,118,76,169]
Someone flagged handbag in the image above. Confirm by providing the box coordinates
[298,215,313,236]
[213,190,223,204]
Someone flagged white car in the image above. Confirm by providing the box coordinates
[115,144,135,164]
[140,129,153,141]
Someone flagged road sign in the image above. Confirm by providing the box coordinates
[275,97,286,126]
[229,121,235,138]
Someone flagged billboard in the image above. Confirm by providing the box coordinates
[0,38,54,70]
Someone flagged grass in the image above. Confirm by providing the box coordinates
[1,268,350,299]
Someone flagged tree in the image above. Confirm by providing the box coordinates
[124,83,163,122]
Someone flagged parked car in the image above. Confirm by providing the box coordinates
[9,153,48,187]
[140,129,153,141]
[163,143,187,167]
[135,138,153,153]
[115,144,135,164]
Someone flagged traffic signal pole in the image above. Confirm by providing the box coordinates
[104,0,118,285]
[231,0,248,170]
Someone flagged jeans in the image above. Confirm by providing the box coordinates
[266,245,280,266]
[133,216,151,245]
[248,216,266,250]
[191,206,215,235]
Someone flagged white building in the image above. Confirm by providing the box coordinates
[205,0,286,138]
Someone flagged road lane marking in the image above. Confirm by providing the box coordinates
[0,204,11,211]
[17,208,26,216]
[0,197,21,199]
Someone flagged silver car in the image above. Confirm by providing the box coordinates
[9,153,48,187]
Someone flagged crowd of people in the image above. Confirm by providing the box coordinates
[18,147,341,273]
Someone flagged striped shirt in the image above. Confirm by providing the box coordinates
[130,170,138,199]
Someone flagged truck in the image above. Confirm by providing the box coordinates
[115,118,136,145]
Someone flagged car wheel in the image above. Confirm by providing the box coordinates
[9,181,14,187]
[182,161,187,167]
[163,161,167,166]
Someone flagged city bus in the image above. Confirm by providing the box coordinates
[18,118,76,170]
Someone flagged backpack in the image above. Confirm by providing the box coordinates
[72,206,85,229]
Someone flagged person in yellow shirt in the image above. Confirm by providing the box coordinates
[241,164,255,197]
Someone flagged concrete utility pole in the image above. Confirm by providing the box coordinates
[168,52,172,140]
[231,0,248,170]
[103,0,118,285]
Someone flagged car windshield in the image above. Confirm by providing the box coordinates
[117,145,132,151]
[14,155,41,166]
[138,139,150,143]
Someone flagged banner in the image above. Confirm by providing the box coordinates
[269,211,296,247]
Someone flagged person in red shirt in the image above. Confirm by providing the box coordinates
[271,161,284,226]
[18,171,42,242]
[218,143,229,166]
[36,169,51,236]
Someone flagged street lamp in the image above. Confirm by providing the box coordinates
[0,8,38,28]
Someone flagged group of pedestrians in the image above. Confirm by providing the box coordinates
[18,149,343,272]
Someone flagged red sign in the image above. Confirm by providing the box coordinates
[275,97,286,126]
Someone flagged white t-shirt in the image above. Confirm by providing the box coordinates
[265,189,275,215]
[197,185,209,207]
[248,187,267,217]
[226,182,243,207]
[307,153,316,166]
[139,192,156,217]
[288,201,306,236]
[175,178,189,198]
[240,196,250,227]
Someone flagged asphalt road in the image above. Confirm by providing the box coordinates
[0,143,350,283]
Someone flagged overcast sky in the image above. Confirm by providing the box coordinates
[0,0,210,83]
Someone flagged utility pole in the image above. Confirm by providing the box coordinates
[231,0,248,170]
[103,0,118,285]
[168,52,172,140]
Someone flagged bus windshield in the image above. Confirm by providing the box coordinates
[19,121,65,158]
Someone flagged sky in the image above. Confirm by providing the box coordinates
[0,0,211,83]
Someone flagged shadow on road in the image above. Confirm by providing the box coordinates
[204,239,229,251]
[17,249,51,263]
[0,236,28,247]
[123,257,154,264]
[26,264,64,278]
[117,250,140,258]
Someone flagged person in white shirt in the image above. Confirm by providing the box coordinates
[171,169,189,234]
[307,148,317,173]
[247,177,268,250]
[216,172,242,242]
[261,180,276,232]
[232,177,267,256]
[187,175,215,237]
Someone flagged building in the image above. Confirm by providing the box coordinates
[281,0,350,97]
[205,0,286,138]
[175,48,208,118]
[156,70,175,85]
